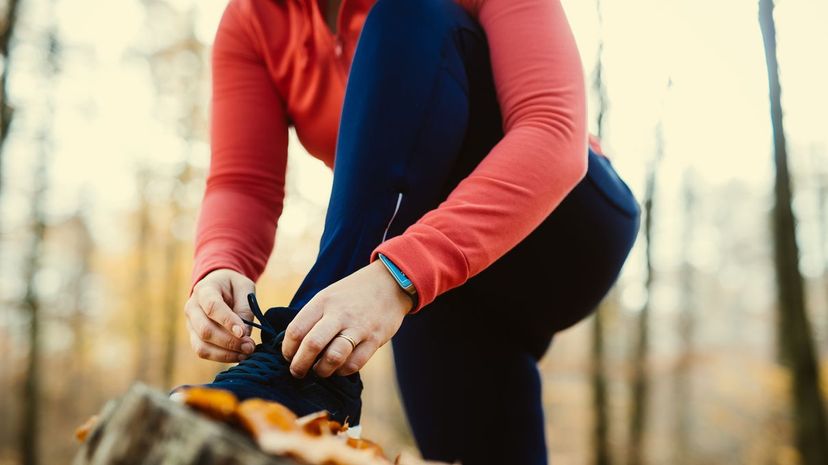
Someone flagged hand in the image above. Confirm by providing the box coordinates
[185,269,257,363]
[282,260,412,378]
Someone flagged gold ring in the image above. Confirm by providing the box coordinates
[335,333,357,350]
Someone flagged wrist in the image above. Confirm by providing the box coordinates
[375,253,418,313]
[369,260,415,314]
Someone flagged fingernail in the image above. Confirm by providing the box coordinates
[232,325,243,338]
[241,342,254,354]
[290,368,302,379]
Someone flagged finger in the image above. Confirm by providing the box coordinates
[187,321,248,363]
[197,286,246,339]
[231,278,255,337]
[313,334,357,378]
[188,301,255,355]
[282,301,325,361]
[336,340,378,376]
[289,316,343,378]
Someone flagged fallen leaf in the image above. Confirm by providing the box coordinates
[296,411,343,436]
[346,437,385,459]
[237,398,299,437]
[395,452,456,465]
[177,387,239,422]
[259,430,391,465]
[74,415,99,442]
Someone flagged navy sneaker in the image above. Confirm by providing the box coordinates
[176,293,363,427]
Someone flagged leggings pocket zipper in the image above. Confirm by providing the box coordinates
[382,192,404,242]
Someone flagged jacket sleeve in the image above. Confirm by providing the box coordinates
[191,0,289,289]
[372,0,588,311]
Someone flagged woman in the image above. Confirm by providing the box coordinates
[181,0,639,463]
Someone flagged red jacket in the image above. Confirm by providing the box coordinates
[194,0,594,311]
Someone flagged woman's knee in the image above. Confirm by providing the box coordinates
[364,0,472,40]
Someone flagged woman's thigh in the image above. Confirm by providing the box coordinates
[455,149,641,358]
[391,150,639,464]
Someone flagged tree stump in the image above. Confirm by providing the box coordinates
[73,383,297,465]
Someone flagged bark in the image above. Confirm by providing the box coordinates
[134,169,152,383]
[672,174,695,465]
[148,12,203,388]
[161,164,189,389]
[627,120,663,465]
[73,384,295,465]
[815,151,828,342]
[0,0,22,446]
[590,1,611,463]
[0,0,22,174]
[591,305,611,465]
[68,211,94,408]
[758,1,828,463]
[20,159,47,465]
[20,20,59,465]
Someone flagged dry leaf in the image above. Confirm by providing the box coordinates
[394,452,455,465]
[259,430,391,465]
[171,387,454,465]
[296,411,343,436]
[177,387,239,421]
[74,415,99,442]
[237,398,299,437]
[346,437,385,459]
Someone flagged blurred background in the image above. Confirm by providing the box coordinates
[0,0,827,464]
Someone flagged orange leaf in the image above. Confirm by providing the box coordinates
[237,398,299,437]
[346,437,386,459]
[74,415,99,443]
[177,387,239,422]
[296,411,342,436]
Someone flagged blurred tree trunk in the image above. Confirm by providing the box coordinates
[68,210,94,409]
[815,150,828,341]
[0,0,22,182]
[590,1,611,463]
[821,164,828,341]
[672,174,695,465]
[134,169,152,383]
[591,301,612,465]
[20,146,47,465]
[758,1,828,464]
[20,22,60,465]
[148,11,205,388]
[161,163,189,389]
[628,120,663,465]
[0,0,22,447]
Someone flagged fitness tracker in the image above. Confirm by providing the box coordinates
[377,253,418,310]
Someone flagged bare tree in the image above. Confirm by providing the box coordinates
[20,18,59,465]
[133,168,152,383]
[161,163,189,388]
[672,172,695,465]
[66,207,94,409]
[0,0,23,446]
[758,1,828,463]
[628,114,664,465]
[813,149,828,342]
[0,0,22,170]
[141,7,206,388]
[590,1,611,464]
[20,138,48,465]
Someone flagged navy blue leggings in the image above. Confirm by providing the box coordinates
[290,0,640,463]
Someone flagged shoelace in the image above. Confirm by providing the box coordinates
[214,293,288,384]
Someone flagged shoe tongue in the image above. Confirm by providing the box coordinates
[260,306,301,344]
